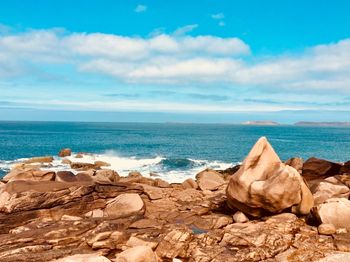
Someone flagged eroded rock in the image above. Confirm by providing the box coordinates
[104,193,145,218]
[226,137,314,217]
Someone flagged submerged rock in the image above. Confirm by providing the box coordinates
[226,137,313,217]
[58,148,72,157]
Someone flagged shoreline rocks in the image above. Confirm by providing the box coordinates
[0,138,349,261]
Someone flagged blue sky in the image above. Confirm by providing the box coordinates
[1,0,350,123]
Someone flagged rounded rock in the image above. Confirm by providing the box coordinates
[318,223,336,235]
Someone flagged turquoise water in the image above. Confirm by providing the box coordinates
[0,121,350,179]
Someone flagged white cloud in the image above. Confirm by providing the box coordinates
[173,24,198,36]
[135,4,147,13]
[211,13,225,20]
[1,27,350,94]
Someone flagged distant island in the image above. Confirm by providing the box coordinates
[295,121,350,127]
[242,121,280,126]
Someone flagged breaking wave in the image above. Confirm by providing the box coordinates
[0,150,235,183]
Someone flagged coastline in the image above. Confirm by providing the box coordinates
[1,139,350,261]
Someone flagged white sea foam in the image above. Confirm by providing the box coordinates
[0,151,236,183]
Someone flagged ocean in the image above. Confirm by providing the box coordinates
[1,121,350,182]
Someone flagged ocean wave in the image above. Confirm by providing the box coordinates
[0,151,235,183]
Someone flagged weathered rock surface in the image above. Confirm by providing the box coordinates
[313,198,350,230]
[318,223,336,235]
[285,157,303,173]
[303,157,342,181]
[104,193,145,218]
[310,177,350,205]
[55,254,111,262]
[196,169,225,191]
[24,156,54,164]
[115,246,158,262]
[0,147,349,262]
[226,137,314,217]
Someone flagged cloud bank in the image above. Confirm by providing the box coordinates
[1,27,350,94]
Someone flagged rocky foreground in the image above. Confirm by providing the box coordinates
[1,138,350,261]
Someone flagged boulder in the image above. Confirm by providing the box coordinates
[302,157,342,181]
[104,193,145,218]
[313,198,350,230]
[115,246,158,262]
[93,169,119,183]
[76,172,94,182]
[195,169,225,191]
[226,137,314,217]
[318,223,336,235]
[61,158,72,165]
[154,178,170,188]
[311,177,350,205]
[156,228,192,259]
[58,148,72,157]
[55,171,76,182]
[232,211,249,223]
[285,157,303,173]
[182,178,198,189]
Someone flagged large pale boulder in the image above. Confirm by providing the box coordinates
[115,246,158,262]
[311,177,350,205]
[196,169,225,191]
[104,193,145,218]
[226,137,313,217]
[313,198,350,230]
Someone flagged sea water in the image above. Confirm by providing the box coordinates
[1,121,350,182]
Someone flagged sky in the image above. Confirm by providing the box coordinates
[1,0,350,123]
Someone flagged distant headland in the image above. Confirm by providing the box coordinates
[295,121,350,127]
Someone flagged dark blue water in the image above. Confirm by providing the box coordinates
[0,121,350,178]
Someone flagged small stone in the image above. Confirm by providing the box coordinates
[233,211,249,223]
[318,223,336,235]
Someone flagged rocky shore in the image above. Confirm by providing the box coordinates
[1,137,350,261]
